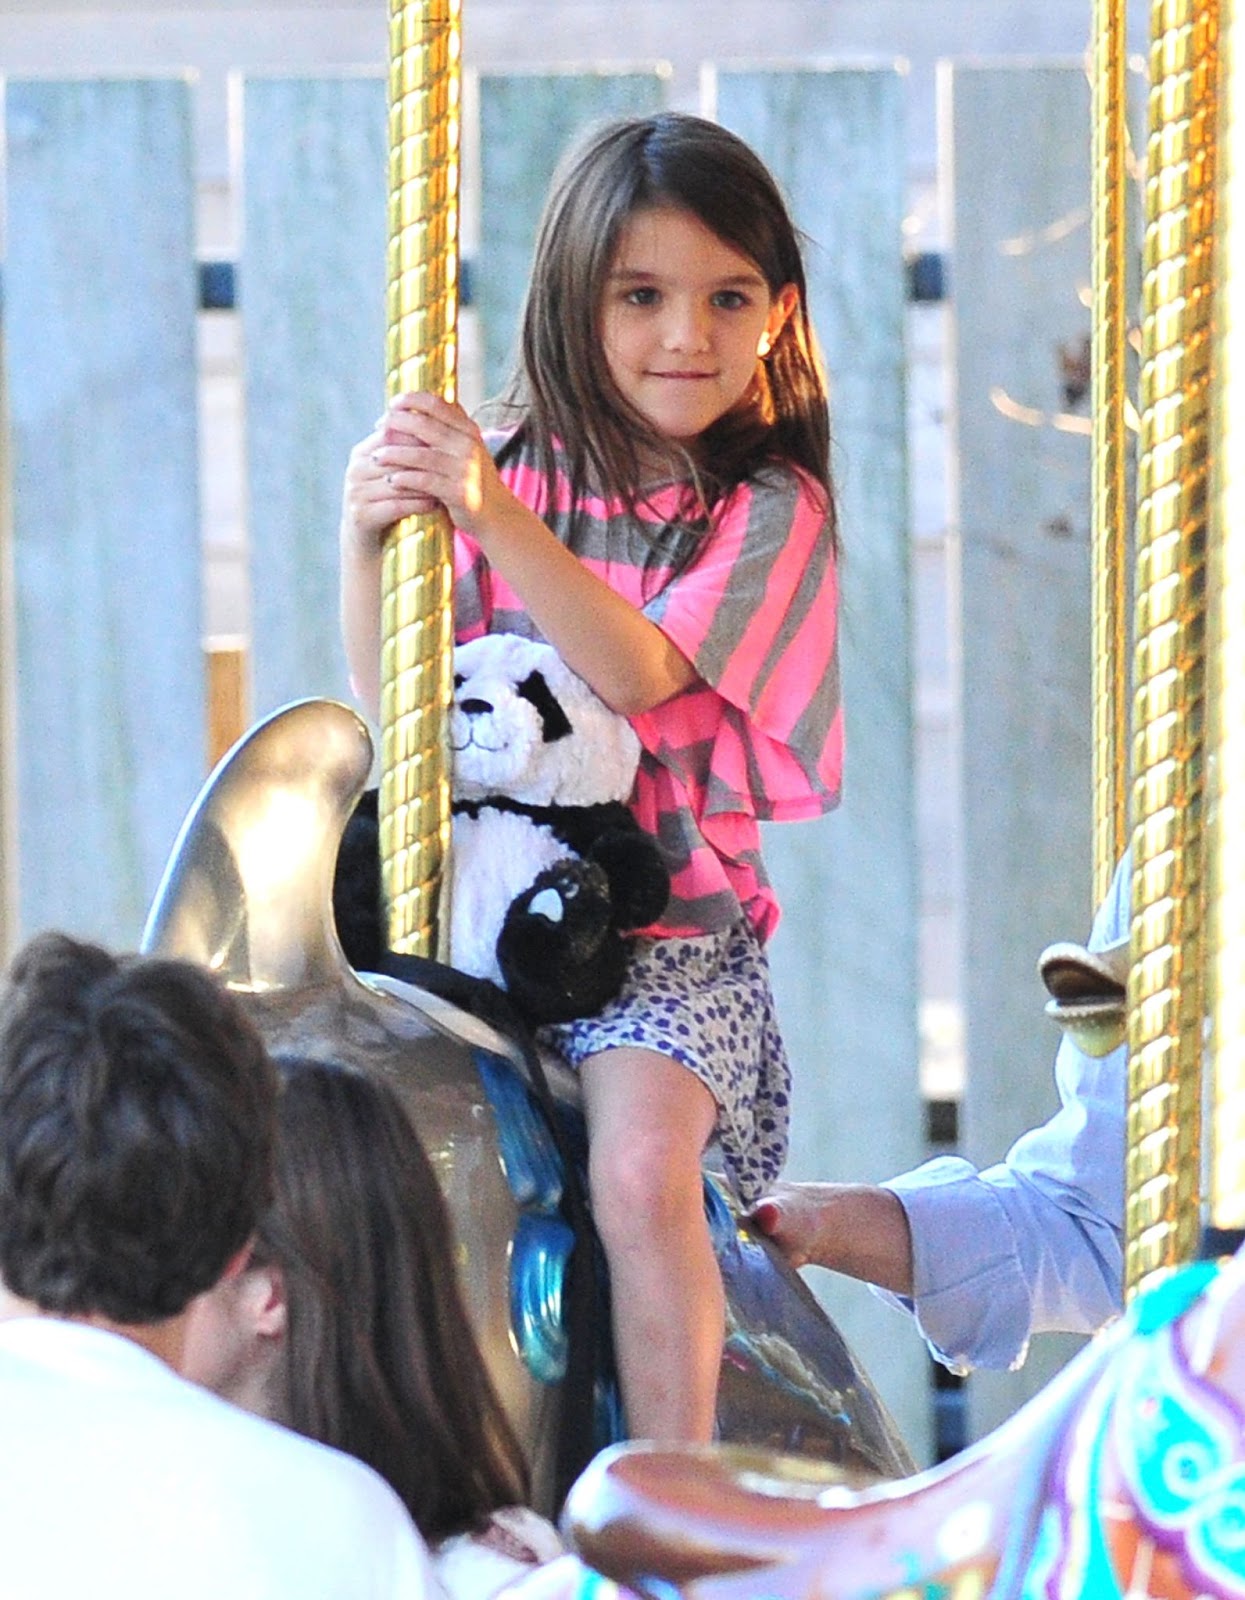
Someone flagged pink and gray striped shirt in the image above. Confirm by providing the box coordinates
[454,430,842,943]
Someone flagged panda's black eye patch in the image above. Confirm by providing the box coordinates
[516,670,572,742]
[454,673,464,688]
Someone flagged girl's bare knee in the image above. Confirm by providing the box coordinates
[588,1139,702,1249]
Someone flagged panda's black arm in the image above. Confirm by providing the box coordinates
[541,801,671,930]
[587,830,671,931]
[542,800,639,858]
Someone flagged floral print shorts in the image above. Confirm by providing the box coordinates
[539,919,790,1205]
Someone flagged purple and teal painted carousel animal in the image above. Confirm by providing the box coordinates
[553,1248,1245,1598]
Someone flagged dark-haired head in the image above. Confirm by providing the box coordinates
[0,930,276,1324]
[505,111,833,534]
[256,1055,530,1541]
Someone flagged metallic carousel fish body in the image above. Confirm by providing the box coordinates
[142,696,914,1509]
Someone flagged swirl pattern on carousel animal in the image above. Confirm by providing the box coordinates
[563,1256,1245,1598]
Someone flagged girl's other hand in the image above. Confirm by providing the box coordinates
[339,401,443,560]
[371,391,514,542]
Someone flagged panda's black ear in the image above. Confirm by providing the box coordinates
[516,669,572,742]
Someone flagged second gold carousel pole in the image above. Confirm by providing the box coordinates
[380,0,461,960]
[1092,0,1132,906]
[1206,0,1245,1248]
[1127,0,1219,1296]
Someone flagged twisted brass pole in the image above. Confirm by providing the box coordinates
[1092,0,1133,906]
[1206,0,1245,1242]
[1126,0,1219,1296]
[380,0,461,957]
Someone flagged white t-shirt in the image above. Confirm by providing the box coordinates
[0,1317,444,1599]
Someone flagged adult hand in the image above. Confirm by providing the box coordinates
[749,1181,915,1296]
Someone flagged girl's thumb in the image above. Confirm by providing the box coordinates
[750,1198,782,1235]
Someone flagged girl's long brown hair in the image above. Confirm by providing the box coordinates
[499,111,835,544]
[256,1056,530,1541]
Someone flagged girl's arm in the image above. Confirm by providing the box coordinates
[339,535,383,717]
[344,393,698,719]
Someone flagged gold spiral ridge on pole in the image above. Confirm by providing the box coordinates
[380,0,461,957]
[1207,0,1245,1237]
[1092,0,1133,906]
[1127,0,1219,1297]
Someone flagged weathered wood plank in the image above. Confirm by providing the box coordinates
[0,332,14,959]
[237,73,388,719]
[945,61,1094,1440]
[475,68,669,399]
[713,65,926,1461]
[206,637,248,769]
[4,77,203,947]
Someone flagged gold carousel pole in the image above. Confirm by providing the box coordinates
[1092,0,1133,905]
[1205,0,1245,1248]
[1127,0,1220,1296]
[380,0,461,958]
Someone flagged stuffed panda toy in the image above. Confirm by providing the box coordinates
[333,633,669,1026]
[448,632,669,1023]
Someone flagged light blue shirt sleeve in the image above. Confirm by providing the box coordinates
[876,855,1130,1372]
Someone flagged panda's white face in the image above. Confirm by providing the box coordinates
[451,634,641,808]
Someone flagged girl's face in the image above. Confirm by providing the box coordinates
[599,204,797,453]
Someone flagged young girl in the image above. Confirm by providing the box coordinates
[340,111,842,1446]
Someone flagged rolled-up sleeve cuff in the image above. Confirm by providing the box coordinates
[872,1160,1035,1373]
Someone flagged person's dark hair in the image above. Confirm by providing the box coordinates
[0,930,277,1324]
[257,1055,530,1541]
[499,110,835,544]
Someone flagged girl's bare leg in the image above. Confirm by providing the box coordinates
[579,1046,723,1444]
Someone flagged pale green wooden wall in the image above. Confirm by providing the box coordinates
[0,59,1102,1465]
[945,61,1095,1442]
[238,74,389,719]
[4,78,204,946]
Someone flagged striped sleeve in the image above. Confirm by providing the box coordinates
[636,466,842,822]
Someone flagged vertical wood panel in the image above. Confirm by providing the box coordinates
[205,637,248,769]
[946,61,1094,1438]
[5,77,203,948]
[0,334,15,961]
[238,73,388,719]
[714,65,926,1463]
[476,68,669,399]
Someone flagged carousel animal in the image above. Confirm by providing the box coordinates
[558,1250,1245,1597]
[141,692,914,1512]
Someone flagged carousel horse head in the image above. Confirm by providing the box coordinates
[1038,934,1129,1058]
[558,1248,1245,1598]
